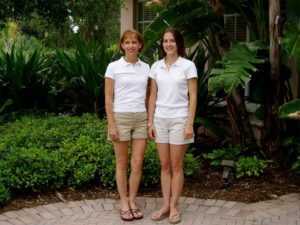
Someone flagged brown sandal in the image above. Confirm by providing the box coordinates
[120,209,133,221]
[169,213,181,224]
[151,211,170,221]
[130,208,143,219]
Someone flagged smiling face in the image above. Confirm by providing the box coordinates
[160,27,185,57]
[119,29,144,56]
[162,32,178,57]
[121,35,142,57]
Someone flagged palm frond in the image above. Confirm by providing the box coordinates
[208,42,265,95]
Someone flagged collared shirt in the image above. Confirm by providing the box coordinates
[149,56,198,118]
[105,57,150,112]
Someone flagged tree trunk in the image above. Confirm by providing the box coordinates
[227,87,256,148]
[265,0,281,152]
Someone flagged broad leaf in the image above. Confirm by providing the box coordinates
[278,99,300,119]
[208,42,265,95]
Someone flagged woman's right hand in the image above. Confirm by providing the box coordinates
[109,125,119,142]
[148,125,156,140]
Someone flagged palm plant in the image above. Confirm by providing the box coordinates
[144,0,299,153]
[55,39,119,115]
[0,21,55,111]
[144,0,230,141]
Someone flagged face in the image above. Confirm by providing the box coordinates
[162,32,178,56]
[121,36,142,56]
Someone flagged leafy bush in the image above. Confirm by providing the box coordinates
[2,147,66,191]
[60,135,104,187]
[98,147,116,187]
[141,141,160,187]
[281,137,300,176]
[0,113,201,205]
[292,156,300,176]
[0,183,10,205]
[236,156,271,179]
[203,144,241,166]
[184,151,201,176]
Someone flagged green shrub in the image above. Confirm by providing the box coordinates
[184,151,201,176]
[3,147,66,191]
[281,137,300,176]
[141,141,160,187]
[60,135,105,187]
[0,183,10,205]
[98,147,116,187]
[292,156,300,176]
[236,156,272,179]
[0,113,201,198]
[203,144,241,166]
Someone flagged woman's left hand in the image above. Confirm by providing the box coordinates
[184,124,194,140]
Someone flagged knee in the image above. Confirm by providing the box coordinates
[160,160,171,172]
[116,159,128,172]
[130,157,144,171]
[171,162,183,173]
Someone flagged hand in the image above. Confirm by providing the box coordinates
[184,124,194,140]
[108,125,119,142]
[148,125,156,140]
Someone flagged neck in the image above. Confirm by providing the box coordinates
[123,55,138,64]
[165,54,179,65]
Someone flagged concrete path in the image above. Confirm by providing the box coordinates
[0,193,299,225]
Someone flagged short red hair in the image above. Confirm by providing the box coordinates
[119,29,144,53]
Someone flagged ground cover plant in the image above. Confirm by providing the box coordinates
[0,113,200,206]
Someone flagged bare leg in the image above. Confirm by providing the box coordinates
[128,139,146,217]
[155,143,172,214]
[169,144,186,218]
[113,141,132,220]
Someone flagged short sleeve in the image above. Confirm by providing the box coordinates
[105,62,115,80]
[149,62,158,79]
[185,61,198,79]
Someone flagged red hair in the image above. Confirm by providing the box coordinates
[119,29,144,53]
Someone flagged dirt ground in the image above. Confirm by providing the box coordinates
[1,162,300,214]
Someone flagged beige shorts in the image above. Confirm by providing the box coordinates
[107,112,148,141]
[153,117,194,145]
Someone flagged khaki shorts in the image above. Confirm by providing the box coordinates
[153,117,194,145]
[107,112,148,141]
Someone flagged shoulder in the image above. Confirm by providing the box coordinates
[138,59,150,69]
[108,58,123,67]
[179,57,195,67]
[151,59,164,69]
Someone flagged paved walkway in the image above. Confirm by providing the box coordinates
[0,193,299,225]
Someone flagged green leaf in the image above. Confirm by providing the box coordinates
[208,42,265,95]
[278,99,300,119]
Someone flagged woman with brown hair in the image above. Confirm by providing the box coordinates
[148,27,198,224]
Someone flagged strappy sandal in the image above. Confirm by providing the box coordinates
[151,211,170,221]
[120,209,133,221]
[169,213,181,224]
[130,208,143,219]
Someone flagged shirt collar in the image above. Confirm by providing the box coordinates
[120,57,142,67]
[161,56,182,68]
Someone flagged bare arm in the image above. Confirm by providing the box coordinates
[184,78,198,139]
[147,78,157,139]
[105,77,119,141]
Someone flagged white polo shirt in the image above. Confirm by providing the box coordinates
[149,56,197,118]
[105,57,150,112]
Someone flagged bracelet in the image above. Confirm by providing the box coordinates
[147,123,153,127]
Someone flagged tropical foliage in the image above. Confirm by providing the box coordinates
[144,0,299,154]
